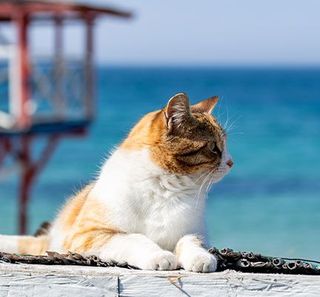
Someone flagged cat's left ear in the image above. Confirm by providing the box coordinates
[164,93,191,132]
[191,96,219,114]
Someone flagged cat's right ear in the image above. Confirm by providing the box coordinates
[164,93,191,133]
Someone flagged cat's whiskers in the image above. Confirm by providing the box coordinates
[205,173,215,194]
[194,170,212,185]
[204,168,216,192]
[222,104,231,131]
[224,114,242,134]
[195,173,208,207]
[204,167,219,195]
[195,168,215,209]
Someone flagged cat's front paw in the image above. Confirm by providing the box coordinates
[140,250,177,271]
[181,251,217,273]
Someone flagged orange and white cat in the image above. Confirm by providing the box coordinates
[0,93,233,273]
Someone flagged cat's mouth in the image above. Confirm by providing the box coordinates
[204,159,233,182]
[200,159,230,171]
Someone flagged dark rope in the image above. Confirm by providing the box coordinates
[0,251,137,269]
[0,247,319,275]
[210,247,320,275]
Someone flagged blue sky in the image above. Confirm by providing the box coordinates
[4,0,320,66]
[92,0,320,66]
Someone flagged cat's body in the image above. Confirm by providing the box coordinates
[0,93,232,272]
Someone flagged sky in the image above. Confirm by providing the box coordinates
[93,0,320,66]
[3,0,320,66]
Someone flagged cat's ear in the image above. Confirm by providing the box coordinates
[191,96,219,114]
[164,93,191,132]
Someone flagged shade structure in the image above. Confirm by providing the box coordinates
[0,0,132,234]
[0,0,132,22]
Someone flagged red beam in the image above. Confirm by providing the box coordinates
[85,13,95,120]
[0,139,11,167]
[18,135,59,234]
[0,129,86,234]
[19,136,32,235]
[16,12,31,128]
[54,16,65,117]
[0,2,132,21]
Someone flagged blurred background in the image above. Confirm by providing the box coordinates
[0,0,319,259]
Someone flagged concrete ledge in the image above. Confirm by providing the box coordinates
[0,263,319,296]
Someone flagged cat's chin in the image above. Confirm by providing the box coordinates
[209,167,231,184]
[191,166,229,188]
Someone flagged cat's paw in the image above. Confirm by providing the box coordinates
[141,250,177,271]
[181,251,217,273]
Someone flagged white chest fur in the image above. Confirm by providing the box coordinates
[92,149,207,251]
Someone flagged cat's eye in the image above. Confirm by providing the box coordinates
[210,142,217,154]
[209,142,219,155]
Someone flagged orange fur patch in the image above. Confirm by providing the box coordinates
[18,235,49,255]
[57,183,94,230]
[121,110,164,150]
[59,185,122,254]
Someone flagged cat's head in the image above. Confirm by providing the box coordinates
[121,93,233,182]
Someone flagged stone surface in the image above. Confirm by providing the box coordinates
[0,263,319,296]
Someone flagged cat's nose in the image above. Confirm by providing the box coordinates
[226,159,234,168]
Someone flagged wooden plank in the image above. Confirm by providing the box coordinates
[0,263,319,297]
[119,270,320,297]
[0,264,118,297]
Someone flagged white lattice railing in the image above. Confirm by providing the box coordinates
[30,57,87,120]
[0,50,88,129]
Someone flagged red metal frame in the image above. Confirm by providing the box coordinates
[0,139,11,165]
[18,135,58,235]
[0,129,86,234]
[16,12,31,128]
[85,13,94,120]
[0,1,131,234]
[0,1,131,21]
[54,15,64,116]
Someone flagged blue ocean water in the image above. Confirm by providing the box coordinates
[1,67,320,259]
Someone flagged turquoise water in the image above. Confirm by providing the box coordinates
[1,67,320,259]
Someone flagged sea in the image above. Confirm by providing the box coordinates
[1,66,320,260]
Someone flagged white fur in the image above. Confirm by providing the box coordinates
[210,143,232,184]
[176,235,217,272]
[49,224,67,253]
[92,149,206,251]
[99,233,177,270]
[44,144,232,271]
[0,145,231,272]
[89,147,231,271]
[0,235,18,253]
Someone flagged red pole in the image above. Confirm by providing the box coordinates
[17,135,59,234]
[0,139,11,167]
[54,15,65,117]
[19,136,33,235]
[84,13,95,120]
[16,13,30,128]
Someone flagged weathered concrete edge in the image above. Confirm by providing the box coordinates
[0,262,319,279]
[1,263,320,297]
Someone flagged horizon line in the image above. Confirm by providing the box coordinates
[96,63,320,69]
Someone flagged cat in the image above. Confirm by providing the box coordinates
[0,93,233,272]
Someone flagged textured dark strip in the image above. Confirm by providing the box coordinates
[0,247,319,275]
[210,247,320,275]
[0,251,137,269]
